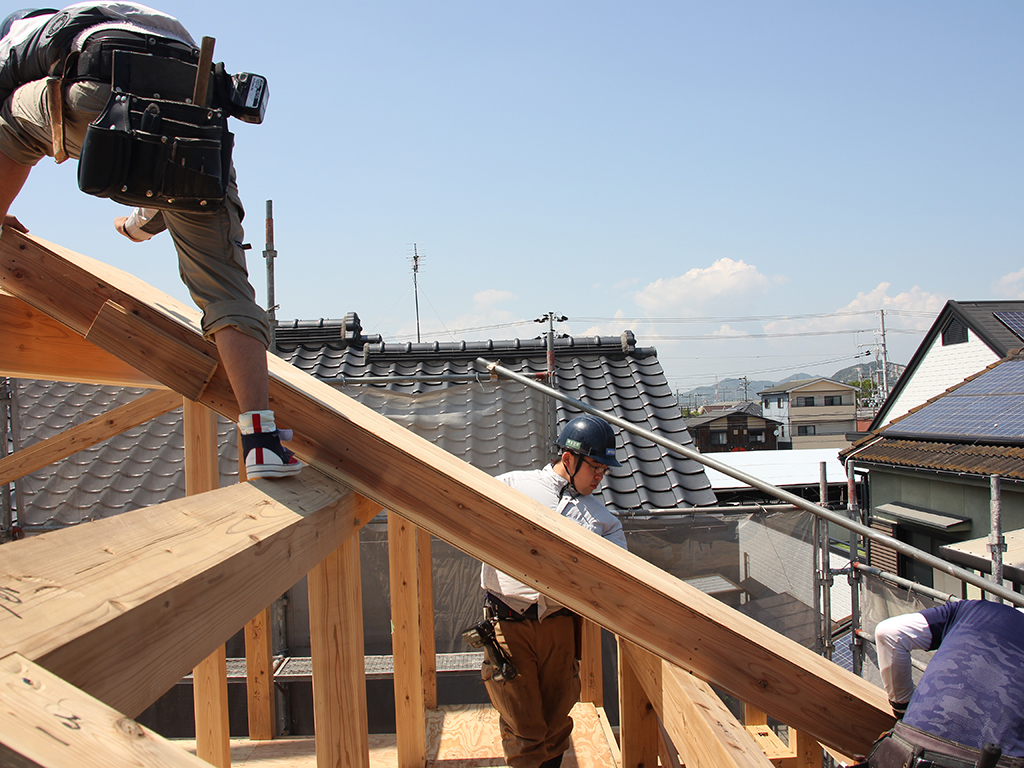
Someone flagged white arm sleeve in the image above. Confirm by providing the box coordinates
[875,612,932,704]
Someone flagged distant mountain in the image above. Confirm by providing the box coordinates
[677,362,904,408]
[830,360,905,385]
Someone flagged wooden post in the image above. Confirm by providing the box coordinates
[245,607,275,740]
[238,431,276,741]
[618,637,659,768]
[579,618,603,706]
[794,730,824,768]
[309,520,371,768]
[744,703,769,726]
[389,511,426,768]
[185,399,230,768]
[417,527,437,710]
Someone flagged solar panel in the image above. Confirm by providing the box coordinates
[994,311,1024,344]
[887,358,1024,443]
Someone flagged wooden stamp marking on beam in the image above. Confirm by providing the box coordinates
[0,652,211,768]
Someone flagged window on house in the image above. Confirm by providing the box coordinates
[824,395,843,406]
[748,429,765,443]
[795,396,815,407]
[797,425,816,436]
[941,317,968,346]
[710,431,728,445]
[777,397,784,408]
[762,398,770,409]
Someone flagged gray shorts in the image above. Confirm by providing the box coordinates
[0,78,270,348]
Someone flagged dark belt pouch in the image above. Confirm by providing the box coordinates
[77,50,232,212]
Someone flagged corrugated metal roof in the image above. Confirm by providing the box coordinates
[12,316,716,529]
[843,437,1024,480]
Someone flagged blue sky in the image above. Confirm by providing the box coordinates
[15,2,1023,393]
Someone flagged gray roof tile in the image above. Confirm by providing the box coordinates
[12,316,715,529]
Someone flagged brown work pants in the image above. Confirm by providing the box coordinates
[482,613,580,768]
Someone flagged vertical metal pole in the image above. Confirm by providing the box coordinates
[264,200,277,351]
[847,461,863,675]
[990,475,1005,603]
[879,310,890,402]
[0,378,10,543]
[411,244,422,343]
[546,313,557,445]
[819,461,833,659]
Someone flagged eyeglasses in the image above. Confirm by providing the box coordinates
[580,456,610,475]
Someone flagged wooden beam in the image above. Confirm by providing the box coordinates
[0,469,368,718]
[618,637,659,768]
[0,388,181,486]
[0,652,211,768]
[309,499,374,768]
[184,400,230,768]
[0,292,161,387]
[389,512,426,768]
[86,300,218,401]
[621,640,774,768]
[0,231,894,756]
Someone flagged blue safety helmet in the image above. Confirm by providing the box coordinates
[1,9,56,39]
[554,414,621,467]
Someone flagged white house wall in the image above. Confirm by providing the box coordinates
[882,330,998,428]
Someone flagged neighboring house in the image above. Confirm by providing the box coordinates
[685,403,781,453]
[759,378,858,449]
[872,300,1024,430]
[842,351,1024,596]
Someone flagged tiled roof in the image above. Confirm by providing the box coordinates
[12,315,715,529]
[757,378,856,395]
[276,316,716,513]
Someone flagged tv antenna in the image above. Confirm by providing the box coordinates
[408,244,424,343]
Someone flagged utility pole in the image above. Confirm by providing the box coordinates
[535,312,568,445]
[264,200,278,350]
[879,310,890,402]
[409,245,424,343]
[741,376,749,401]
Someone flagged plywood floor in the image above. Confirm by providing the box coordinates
[176,703,620,768]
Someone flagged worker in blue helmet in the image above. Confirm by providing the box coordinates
[478,413,628,768]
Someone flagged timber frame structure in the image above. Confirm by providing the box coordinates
[0,231,894,768]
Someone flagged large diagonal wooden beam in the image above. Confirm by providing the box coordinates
[0,469,368,718]
[0,231,893,756]
[0,389,181,485]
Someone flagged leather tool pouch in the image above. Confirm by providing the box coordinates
[78,50,233,212]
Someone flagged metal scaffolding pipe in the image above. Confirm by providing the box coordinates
[478,356,1024,609]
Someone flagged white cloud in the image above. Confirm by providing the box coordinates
[993,268,1024,300]
[472,289,516,310]
[633,258,784,315]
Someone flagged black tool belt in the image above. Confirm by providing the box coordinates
[74,31,199,86]
[76,45,232,213]
[866,723,1022,768]
[485,592,574,622]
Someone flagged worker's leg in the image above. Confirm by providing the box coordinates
[162,181,300,479]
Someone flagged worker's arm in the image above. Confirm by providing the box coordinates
[0,149,31,234]
[114,207,166,242]
[875,611,932,716]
